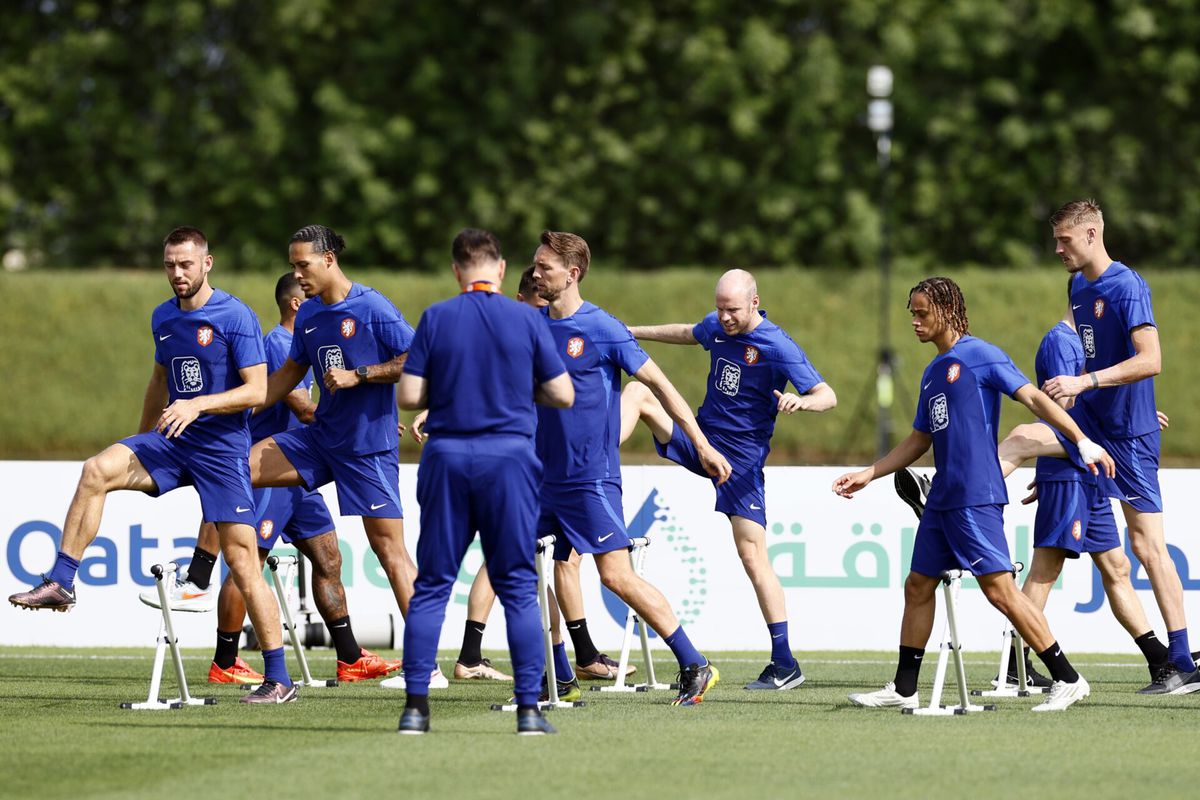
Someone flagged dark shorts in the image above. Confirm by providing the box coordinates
[1033,480,1121,557]
[271,426,403,518]
[252,485,335,550]
[911,504,1013,578]
[655,425,767,527]
[537,480,632,561]
[1074,409,1163,512]
[121,432,254,525]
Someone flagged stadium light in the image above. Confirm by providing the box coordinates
[869,65,894,457]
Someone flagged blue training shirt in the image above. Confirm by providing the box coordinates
[250,324,314,442]
[692,311,823,445]
[913,335,1030,510]
[151,288,265,456]
[404,287,566,438]
[1033,322,1087,484]
[1070,262,1158,440]
[289,284,414,455]
[536,302,650,484]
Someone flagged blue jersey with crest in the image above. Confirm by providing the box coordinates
[404,287,566,438]
[535,302,650,484]
[913,335,1030,510]
[1034,322,1087,484]
[289,284,414,455]
[250,324,313,442]
[692,311,823,445]
[1070,262,1158,439]
[151,289,265,456]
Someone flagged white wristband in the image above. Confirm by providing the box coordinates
[1078,437,1105,464]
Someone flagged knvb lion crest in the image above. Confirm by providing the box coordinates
[340,318,356,338]
[318,345,346,372]
[930,393,949,432]
[196,326,214,347]
[743,346,760,365]
[566,336,585,358]
[715,358,742,397]
[946,362,961,383]
[1093,299,1106,319]
[1080,325,1096,359]
[259,520,274,541]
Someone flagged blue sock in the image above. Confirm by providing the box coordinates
[1167,629,1195,673]
[261,647,292,687]
[768,621,796,668]
[665,626,705,668]
[47,552,81,591]
[553,642,575,682]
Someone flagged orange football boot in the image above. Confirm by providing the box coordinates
[208,656,265,684]
[338,648,403,682]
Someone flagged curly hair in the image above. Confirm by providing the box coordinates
[908,276,970,337]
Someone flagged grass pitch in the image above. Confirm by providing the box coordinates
[1,647,1197,799]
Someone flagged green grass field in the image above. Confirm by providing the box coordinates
[2,647,1197,798]
[3,265,1200,464]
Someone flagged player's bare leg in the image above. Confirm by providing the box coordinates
[1123,507,1187,630]
[997,423,1065,478]
[730,515,787,624]
[467,563,496,624]
[977,571,1055,652]
[619,381,672,446]
[218,522,283,651]
[248,435,305,488]
[362,516,416,616]
[593,549,683,643]
[1021,548,1067,610]
[898,572,940,648]
[454,563,511,679]
[60,444,157,558]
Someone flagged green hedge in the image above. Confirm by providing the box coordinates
[3,264,1198,464]
[4,2,1200,269]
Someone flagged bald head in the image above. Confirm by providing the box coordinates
[714,269,761,335]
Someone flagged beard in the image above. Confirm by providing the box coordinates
[173,277,203,299]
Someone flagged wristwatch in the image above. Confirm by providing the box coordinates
[356,365,370,384]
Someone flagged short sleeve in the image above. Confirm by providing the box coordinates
[1036,333,1081,385]
[983,355,1030,399]
[600,317,650,377]
[692,313,720,350]
[373,305,416,359]
[289,321,312,367]
[774,335,822,394]
[1116,277,1156,332]
[403,311,433,379]
[229,307,266,370]
[533,316,567,384]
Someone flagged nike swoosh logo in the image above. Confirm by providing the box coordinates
[750,503,762,510]
[333,622,348,628]
[1072,305,1082,310]
[970,557,983,566]
[1127,495,1142,501]
[714,336,725,342]
[923,381,932,390]
[305,326,318,334]
[913,655,923,660]
[598,532,615,542]
[1054,649,1061,657]
[158,334,173,341]
[771,633,783,639]
[370,502,387,510]
[235,506,250,513]
[181,592,207,600]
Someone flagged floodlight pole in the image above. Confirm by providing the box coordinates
[868,67,895,458]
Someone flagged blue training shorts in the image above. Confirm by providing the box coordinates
[270,426,403,519]
[252,485,335,550]
[1073,407,1163,513]
[1033,480,1121,557]
[538,479,632,561]
[121,432,255,525]
[911,504,1013,578]
[655,425,767,527]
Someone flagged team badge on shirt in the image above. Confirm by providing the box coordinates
[1071,520,1082,541]
[946,363,961,383]
[1079,325,1096,358]
[341,319,356,338]
[929,393,949,432]
[743,346,760,365]
[715,358,742,397]
[172,356,204,393]
[566,336,585,358]
[319,345,346,372]
[1093,299,1106,319]
[259,520,274,541]
[196,326,214,347]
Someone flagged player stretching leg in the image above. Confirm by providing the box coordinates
[992,200,1200,693]
[629,270,836,691]
[835,277,1114,713]
[142,273,400,684]
[532,231,730,706]
[9,228,297,703]
[397,228,574,735]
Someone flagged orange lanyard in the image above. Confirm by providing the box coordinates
[462,281,499,294]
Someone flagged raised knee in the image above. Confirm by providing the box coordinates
[903,574,934,605]
[78,457,110,492]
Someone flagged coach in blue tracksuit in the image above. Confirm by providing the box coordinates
[395,229,574,736]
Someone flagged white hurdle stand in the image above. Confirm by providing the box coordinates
[121,561,216,710]
[903,569,995,716]
[972,562,1046,699]
[492,534,585,711]
[592,535,673,693]
[266,554,337,688]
